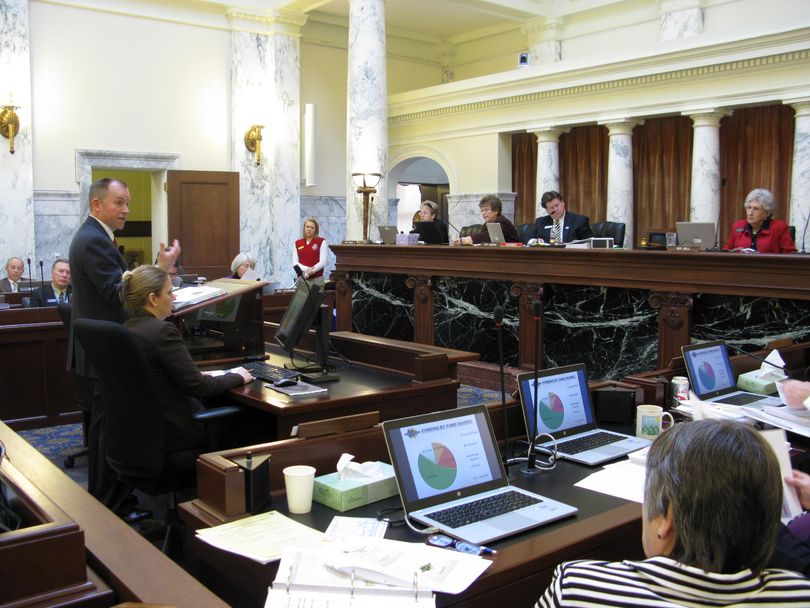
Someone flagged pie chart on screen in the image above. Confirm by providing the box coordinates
[699,361,716,390]
[418,443,458,490]
[539,392,565,429]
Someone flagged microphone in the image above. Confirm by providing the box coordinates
[522,299,543,476]
[800,211,810,254]
[38,260,44,289]
[724,342,791,378]
[26,258,33,301]
[493,305,511,474]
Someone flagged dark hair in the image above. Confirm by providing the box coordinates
[479,195,502,213]
[88,177,128,206]
[51,258,69,270]
[540,191,563,209]
[644,419,782,574]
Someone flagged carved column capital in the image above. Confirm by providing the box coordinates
[648,291,693,330]
[405,275,433,304]
[406,275,435,345]
[331,271,352,297]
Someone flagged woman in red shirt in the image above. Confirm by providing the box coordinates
[724,189,796,253]
[295,217,327,284]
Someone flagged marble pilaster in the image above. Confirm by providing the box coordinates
[346,0,388,241]
[686,111,726,225]
[229,10,305,285]
[0,0,34,264]
[660,6,704,41]
[531,128,565,218]
[602,121,638,248]
[446,192,516,241]
[34,191,81,270]
[522,18,563,66]
[440,43,455,84]
[788,101,810,253]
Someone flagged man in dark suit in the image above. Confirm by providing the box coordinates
[0,257,25,292]
[523,190,593,244]
[30,259,72,307]
[68,177,180,513]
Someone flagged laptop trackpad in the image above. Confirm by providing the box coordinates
[491,512,536,530]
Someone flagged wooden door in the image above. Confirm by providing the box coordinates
[167,170,239,280]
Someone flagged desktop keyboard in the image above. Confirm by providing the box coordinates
[715,392,765,406]
[428,491,541,529]
[555,431,623,455]
[243,361,301,384]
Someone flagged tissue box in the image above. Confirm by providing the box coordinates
[737,369,779,395]
[313,463,398,512]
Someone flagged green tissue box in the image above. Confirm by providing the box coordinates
[313,463,398,512]
[736,369,780,395]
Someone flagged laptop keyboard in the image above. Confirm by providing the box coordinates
[715,392,765,406]
[243,361,300,384]
[555,431,624,455]
[428,490,541,529]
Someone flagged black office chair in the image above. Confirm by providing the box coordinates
[789,225,796,243]
[591,221,626,247]
[73,318,239,552]
[57,302,93,469]
[648,231,668,247]
[459,224,483,238]
[516,223,533,241]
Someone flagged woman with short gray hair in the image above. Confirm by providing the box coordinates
[724,188,796,253]
[537,419,810,607]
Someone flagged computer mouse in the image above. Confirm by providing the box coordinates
[273,378,297,388]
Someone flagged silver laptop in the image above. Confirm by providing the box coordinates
[681,341,783,407]
[517,364,650,466]
[676,221,717,250]
[377,225,398,244]
[485,222,505,244]
[382,405,577,545]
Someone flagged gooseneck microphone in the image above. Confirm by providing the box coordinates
[38,260,44,291]
[26,258,33,300]
[522,299,544,476]
[724,342,791,379]
[800,211,810,255]
[493,306,511,472]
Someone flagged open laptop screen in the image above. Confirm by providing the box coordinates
[518,364,595,438]
[383,406,505,511]
[682,341,737,399]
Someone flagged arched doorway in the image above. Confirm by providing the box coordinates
[388,157,450,232]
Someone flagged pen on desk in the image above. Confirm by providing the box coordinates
[246,450,252,470]
[479,545,497,555]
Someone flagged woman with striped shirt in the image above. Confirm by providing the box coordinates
[537,419,810,607]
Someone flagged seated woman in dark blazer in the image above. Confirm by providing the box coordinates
[122,265,253,453]
[411,200,449,244]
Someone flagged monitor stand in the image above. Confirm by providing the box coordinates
[300,304,340,383]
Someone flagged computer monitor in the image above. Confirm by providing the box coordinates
[413,221,446,245]
[676,222,717,250]
[273,279,338,382]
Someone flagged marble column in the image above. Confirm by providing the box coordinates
[788,101,810,253]
[531,128,565,218]
[446,192,516,241]
[686,111,726,225]
[660,5,704,41]
[602,121,639,248]
[522,18,563,66]
[346,0,388,241]
[0,0,35,264]
[228,10,306,285]
[440,43,455,84]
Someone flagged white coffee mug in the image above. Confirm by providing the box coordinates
[636,405,674,441]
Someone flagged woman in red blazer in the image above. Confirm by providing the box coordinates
[724,189,796,253]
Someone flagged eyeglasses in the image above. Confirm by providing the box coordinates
[426,533,497,556]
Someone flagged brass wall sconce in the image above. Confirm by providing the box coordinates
[244,125,264,166]
[0,105,20,155]
[351,172,382,242]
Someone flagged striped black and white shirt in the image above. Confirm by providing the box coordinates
[537,556,810,607]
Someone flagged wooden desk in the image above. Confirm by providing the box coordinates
[226,334,469,439]
[330,244,810,375]
[0,421,228,608]
[179,418,643,608]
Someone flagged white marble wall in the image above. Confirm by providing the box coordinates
[231,27,301,284]
[447,192,516,241]
[688,112,724,225]
[661,7,704,41]
[533,128,564,217]
[0,0,34,266]
[346,0,388,241]
[300,195,346,284]
[34,191,82,269]
[789,101,810,253]
[604,121,637,248]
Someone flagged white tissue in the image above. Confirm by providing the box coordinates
[337,453,387,480]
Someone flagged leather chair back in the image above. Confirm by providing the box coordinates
[591,221,626,247]
[459,224,483,238]
[73,319,166,479]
